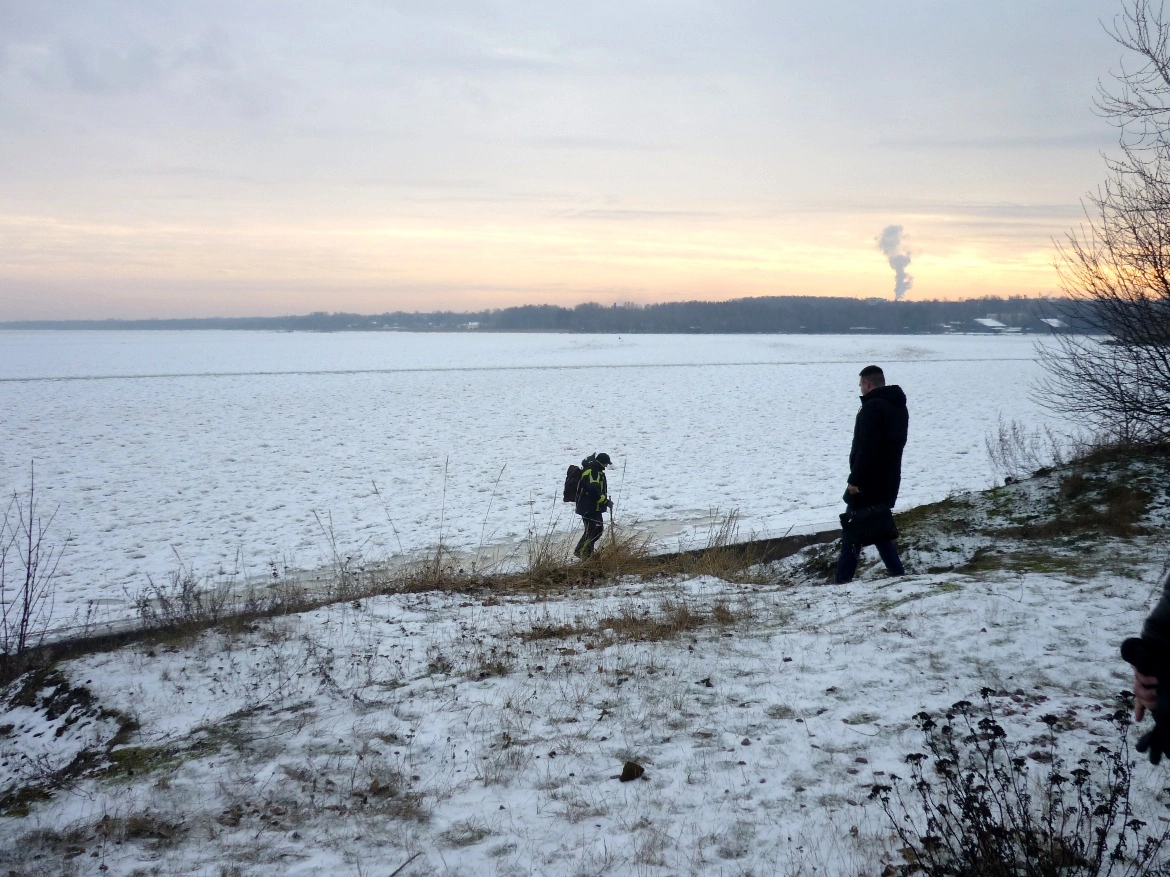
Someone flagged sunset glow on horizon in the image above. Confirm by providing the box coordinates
[0,0,1122,320]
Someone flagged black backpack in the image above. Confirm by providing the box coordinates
[562,464,583,503]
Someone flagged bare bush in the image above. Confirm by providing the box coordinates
[0,464,63,662]
[984,417,1069,482]
[133,566,234,632]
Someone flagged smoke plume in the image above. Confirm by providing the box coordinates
[876,225,913,301]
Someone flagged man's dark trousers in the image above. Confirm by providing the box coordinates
[575,514,604,558]
[835,538,904,584]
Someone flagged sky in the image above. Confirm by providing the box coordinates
[0,0,1133,320]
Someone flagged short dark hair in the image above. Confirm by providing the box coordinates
[859,365,885,386]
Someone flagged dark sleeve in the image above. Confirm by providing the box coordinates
[1142,572,1170,651]
[848,403,885,489]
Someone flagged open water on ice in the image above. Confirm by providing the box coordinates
[0,330,1063,628]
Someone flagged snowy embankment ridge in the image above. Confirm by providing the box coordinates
[1,447,1169,876]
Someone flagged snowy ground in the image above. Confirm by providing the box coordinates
[0,452,1167,876]
[0,331,1064,634]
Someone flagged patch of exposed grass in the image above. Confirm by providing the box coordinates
[189,712,256,756]
[352,767,429,822]
[10,810,190,864]
[521,598,741,646]
[105,811,187,846]
[1072,438,1170,468]
[101,744,182,780]
[794,542,839,581]
[994,486,1152,542]
[0,668,140,815]
[894,495,979,535]
[957,548,1097,576]
[0,785,51,817]
[602,601,706,642]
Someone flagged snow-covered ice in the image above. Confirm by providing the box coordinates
[0,331,1063,631]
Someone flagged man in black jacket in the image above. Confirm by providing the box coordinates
[574,452,613,559]
[835,365,908,584]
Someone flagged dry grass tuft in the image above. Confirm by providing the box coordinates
[603,600,704,642]
[711,600,736,625]
[575,520,658,575]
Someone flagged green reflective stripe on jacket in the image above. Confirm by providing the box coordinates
[580,467,608,512]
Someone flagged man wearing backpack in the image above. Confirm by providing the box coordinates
[574,452,613,559]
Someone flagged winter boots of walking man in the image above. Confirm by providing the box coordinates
[574,452,613,559]
[835,365,908,584]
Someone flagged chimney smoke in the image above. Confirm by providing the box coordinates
[876,225,913,301]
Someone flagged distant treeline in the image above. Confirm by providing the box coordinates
[0,295,1094,334]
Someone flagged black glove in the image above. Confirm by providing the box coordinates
[605,499,614,510]
[1137,720,1170,766]
[1121,637,1170,765]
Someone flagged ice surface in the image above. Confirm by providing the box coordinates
[0,331,1063,629]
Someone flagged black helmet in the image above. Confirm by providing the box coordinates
[596,453,612,466]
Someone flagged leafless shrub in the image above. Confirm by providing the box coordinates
[0,463,63,664]
[133,566,234,632]
[312,509,371,603]
[984,417,1069,483]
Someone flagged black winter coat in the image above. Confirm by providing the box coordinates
[1142,573,1170,652]
[575,456,609,518]
[847,384,909,508]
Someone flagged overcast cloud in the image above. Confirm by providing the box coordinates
[0,0,1129,318]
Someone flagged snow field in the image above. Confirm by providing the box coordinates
[0,331,1061,634]
[1,539,1165,875]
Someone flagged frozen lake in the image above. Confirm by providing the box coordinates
[0,331,1061,629]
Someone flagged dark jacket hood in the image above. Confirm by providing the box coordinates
[861,384,907,408]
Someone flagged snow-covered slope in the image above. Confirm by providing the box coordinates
[0,449,1167,876]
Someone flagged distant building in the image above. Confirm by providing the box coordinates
[974,317,1007,331]
[1039,317,1068,329]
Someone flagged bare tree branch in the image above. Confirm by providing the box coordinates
[0,462,62,667]
[1044,0,1170,441]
